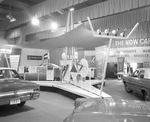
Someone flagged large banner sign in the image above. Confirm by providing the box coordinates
[10,55,20,70]
[108,37,150,63]
[112,37,150,48]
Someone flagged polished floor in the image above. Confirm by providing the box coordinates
[0,91,74,122]
[0,79,143,122]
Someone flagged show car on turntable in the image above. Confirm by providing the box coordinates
[122,68,150,101]
[0,67,40,107]
[63,97,150,122]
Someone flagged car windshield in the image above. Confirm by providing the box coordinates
[0,69,19,79]
[132,70,140,77]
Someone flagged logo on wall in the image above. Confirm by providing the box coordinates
[27,55,42,60]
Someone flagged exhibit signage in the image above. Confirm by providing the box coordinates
[117,57,124,72]
[106,37,150,63]
[27,55,42,60]
[112,37,150,48]
[10,55,20,70]
[44,53,49,59]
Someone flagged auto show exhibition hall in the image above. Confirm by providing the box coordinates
[0,0,150,122]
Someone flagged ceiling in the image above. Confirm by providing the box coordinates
[0,0,107,30]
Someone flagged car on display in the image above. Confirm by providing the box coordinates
[122,68,150,101]
[39,63,60,68]
[63,97,150,122]
[0,67,40,107]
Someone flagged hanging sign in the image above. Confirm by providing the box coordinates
[10,55,20,70]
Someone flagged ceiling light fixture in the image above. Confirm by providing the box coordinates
[6,0,16,22]
[31,17,40,25]
[69,7,75,12]
[112,29,119,36]
[120,28,127,37]
[50,22,58,31]
[97,27,102,35]
[104,28,110,35]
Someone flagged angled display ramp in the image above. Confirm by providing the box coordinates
[32,81,111,98]
[20,24,109,50]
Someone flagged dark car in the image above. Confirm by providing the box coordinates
[122,68,150,101]
[0,67,40,106]
[63,97,150,122]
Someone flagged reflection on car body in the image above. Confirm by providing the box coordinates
[122,68,150,101]
[0,67,40,107]
[63,97,150,122]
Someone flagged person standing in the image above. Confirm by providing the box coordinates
[127,64,133,76]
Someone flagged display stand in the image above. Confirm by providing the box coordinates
[87,17,139,97]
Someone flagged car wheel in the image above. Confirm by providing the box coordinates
[143,92,150,101]
[124,83,132,93]
[17,101,26,107]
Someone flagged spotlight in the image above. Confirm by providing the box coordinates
[112,29,119,36]
[97,27,102,35]
[6,0,16,22]
[69,7,74,12]
[120,28,126,37]
[104,28,110,35]
[10,17,16,22]
[6,13,16,22]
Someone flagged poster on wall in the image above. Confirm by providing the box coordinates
[10,55,20,70]
[18,66,24,73]
[117,57,125,72]
[46,65,54,80]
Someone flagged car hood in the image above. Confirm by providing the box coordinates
[0,78,39,92]
[75,98,150,114]
[67,98,150,122]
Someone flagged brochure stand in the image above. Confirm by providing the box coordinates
[46,65,54,80]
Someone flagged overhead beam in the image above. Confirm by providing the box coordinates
[57,10,64,15]
[0,14,7,20]
[0,4,22,12]
[16,0,34,6]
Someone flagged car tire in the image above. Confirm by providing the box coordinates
[143,91,150,101]
[124,83,132,93]
[17,101,26,107]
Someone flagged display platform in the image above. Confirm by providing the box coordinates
[32,81,111,98]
